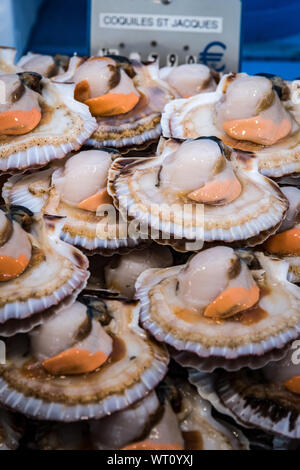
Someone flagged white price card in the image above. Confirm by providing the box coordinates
[89,0,242,72]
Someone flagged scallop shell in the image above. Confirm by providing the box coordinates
[0,216,89,335]
[0,79,97,173]
[108,139,288,250]
[0,293,78,338]
[190,353,300,440]
[0,299,169,422]
[136,251,300,369]
[3,167,55,214]
[215,368,300,440]
[188,369,245,425]
[86,61,174,152]
[172,342,289,373]
[3,156,147,256]
[161,75,300,179]
[189,370,300,448]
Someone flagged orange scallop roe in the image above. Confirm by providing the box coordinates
[0,254,29,282]
[42,348,108,375]
[77,188,113,212]
[264,227,300,256]
[84,92,140,117]
[204,284,260,319]
[121,441,184,451]
[284,376,300,395]
[188,178,242,205]
[0,108,41,135]
[223,116,291,146]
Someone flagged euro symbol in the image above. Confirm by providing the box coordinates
[199,41,226,72]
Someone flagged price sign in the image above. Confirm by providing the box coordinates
[90,0,242,72]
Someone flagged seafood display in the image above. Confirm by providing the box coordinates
[0,44,300,451]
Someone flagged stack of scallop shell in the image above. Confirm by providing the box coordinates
[0,44,300,450]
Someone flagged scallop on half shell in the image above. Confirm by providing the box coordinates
[0,295,169,422]
[108,137,288,251]
[3,149,147,255]
[195,341,300,440]
[58,56,174,152]
[0,72,97,173]
[0,213,89,337]
[162,73,300,179]
[136,246,300,371]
